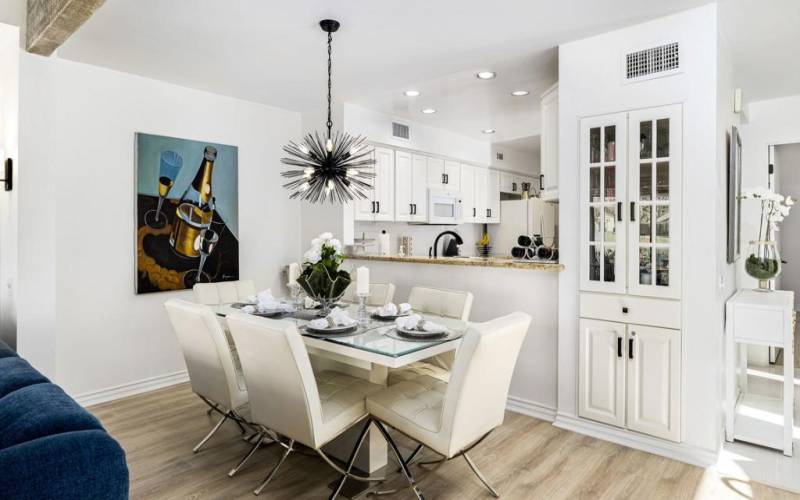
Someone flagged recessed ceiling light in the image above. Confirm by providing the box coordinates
[476,71,497,80]
[482,128,496,134]
[511,90,530,96]
[421,108,437,114]
[404,90,421,97]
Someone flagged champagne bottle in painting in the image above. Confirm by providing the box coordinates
[171,146,218,258]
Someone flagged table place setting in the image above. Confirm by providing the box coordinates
[305,307,359,336]
[370,302,413,321]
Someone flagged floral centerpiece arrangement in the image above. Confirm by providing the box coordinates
[741,187,794,289]
[297,232,351,313]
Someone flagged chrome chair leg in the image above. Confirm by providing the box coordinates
[229,432,265,477]
[397,444,425,472]
[374,421,425,500]
[254,439,294,496]
[329,419,373,500]
[193,414,228,453]
[463,453,499,498]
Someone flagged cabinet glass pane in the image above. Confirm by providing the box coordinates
[639,205,652,243]
[604,247,616,282]
[589,206,600,242]
[590,127,601,163]
[589,246,601,281]
[639,248,652,285]
[604,165,616,201]
[604,206,616,242]
[656,249,670,286]
[656,206,669,243]
[640,163,652,201]
[656,118,669,157]
[640,121,652,159]
[656,161,669,200]
[604,125,616,162]
[590,167,601,202]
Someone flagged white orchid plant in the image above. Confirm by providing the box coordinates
[740,187,795,240]
[298,232,350,301]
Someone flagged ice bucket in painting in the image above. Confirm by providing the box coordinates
[170,202,213,258]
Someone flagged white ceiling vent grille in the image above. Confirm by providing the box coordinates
[392,122,410,140]
[624,42,680,83]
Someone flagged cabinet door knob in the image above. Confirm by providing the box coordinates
[622,306,628,313]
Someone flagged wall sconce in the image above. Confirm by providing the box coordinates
[0,158,12,191]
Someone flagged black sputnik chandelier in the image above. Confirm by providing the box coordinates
[281,19,375,204]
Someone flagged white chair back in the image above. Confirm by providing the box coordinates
[342,282,396,306]
[408,286,474,321]
[440,312,531,456]
[164,299,246,411]
[193,280,257,305]
[226,313,324,448]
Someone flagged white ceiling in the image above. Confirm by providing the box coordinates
[55,0,715,142]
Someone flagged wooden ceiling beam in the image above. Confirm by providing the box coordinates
[26,0,105,56]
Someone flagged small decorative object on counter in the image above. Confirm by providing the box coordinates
[379,230,391,256]
[297,232,351,315]
[740,187,794,290]
[287,262,302,307]
[476,231,492,258]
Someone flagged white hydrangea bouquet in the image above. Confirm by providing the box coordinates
[740,187,794,287]
[297,232,351,312]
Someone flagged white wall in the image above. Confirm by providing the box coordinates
[557,4,723,457]
[490,143,540,177]
[774,144,800,309]
[17,53,302,398]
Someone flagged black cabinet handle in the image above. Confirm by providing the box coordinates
[630,201,635,222]
[371,201,375,213]
[473,207,476,217]
[622,306,628,314]
[445,173,449,184]
[617,202,622,221]
[488,209,492,218]
[628,336,634,359]
[410,203,413,215]
[442,173,446,184]
[539,174,544,190]
[617,337,623,358]
[413,203,416,215]
[512,182,517,192]
[376,201,380,213]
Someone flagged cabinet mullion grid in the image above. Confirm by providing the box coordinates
[637,118,671,289]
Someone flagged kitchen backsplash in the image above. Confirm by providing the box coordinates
[352,222,484,257]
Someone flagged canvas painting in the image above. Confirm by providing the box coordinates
[135,133,239,294]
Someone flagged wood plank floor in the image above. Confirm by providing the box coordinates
[89,383,798,500]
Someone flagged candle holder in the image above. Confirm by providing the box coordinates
[357,293,369,326]
[288,282,302,308]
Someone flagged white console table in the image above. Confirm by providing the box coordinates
[725,289,795,456]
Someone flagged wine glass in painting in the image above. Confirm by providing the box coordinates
[145,151,183,229]
[184,228,219,287]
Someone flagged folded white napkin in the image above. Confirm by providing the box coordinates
[241,305,256,314]
[420,320,446,333]
[395,314,423,330]
[398,303,412,314]
[376,303,398,317]
[245,289,293,313]
[309,318,329,330]
[308,307,356,330]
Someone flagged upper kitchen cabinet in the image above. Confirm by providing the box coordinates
[540,83,559,200]
[355,146,395,222]
[460,164,477,223]
[486,169,501,223]
[427,157,460,190]
[500,172,534,194]
[396,152,428,223]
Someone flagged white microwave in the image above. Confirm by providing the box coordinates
[427,189,461,224]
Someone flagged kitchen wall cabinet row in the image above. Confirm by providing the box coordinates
[499,171,538,195]
[355,145,509,224]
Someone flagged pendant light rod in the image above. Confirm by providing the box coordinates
[320,19,340,140]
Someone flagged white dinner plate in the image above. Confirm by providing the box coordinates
[396,325,448,338]
[305,324,358,335]
[371,311,411,321]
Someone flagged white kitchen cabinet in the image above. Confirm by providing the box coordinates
[444,160,460,190]
[579,318,626,428]
[500,172,530,194]
[460,164,477,223]
[474,167,489,223]
[396,152,427,222]
[354,148,380,221]
[427,157,460,190]
[373,146,395,221]
[411,155,428,222]
[500,171,514,193]
[579,318,681,442]
[540,83,559,200]
[486,169,501,223]
[427,157,445,188]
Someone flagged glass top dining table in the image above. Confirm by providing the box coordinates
[214,302,468,362]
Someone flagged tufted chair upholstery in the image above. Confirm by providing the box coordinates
[368,312,531,459]
[387,286,474,385]
[341,282,396,306]
[193,280,257,305]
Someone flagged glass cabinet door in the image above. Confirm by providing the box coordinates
[580,113,627,293]
[627,105,682,299]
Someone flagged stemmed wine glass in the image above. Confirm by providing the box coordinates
[145,151,183,229]
[184,228,219,287]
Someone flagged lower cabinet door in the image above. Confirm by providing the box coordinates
[579,318,626,428]
[625,325,681,442]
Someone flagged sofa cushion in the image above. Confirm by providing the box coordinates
[0,383,104,450]
[0,339,16,359]
[0,357,49,399]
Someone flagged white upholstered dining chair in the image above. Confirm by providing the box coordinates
[163,299,251,454]
[193,279,257,305]
[341,281,397,306]
[226,312,384,497]
[367,312,531,499]
[387,286,474,385]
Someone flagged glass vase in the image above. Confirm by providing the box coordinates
[744,240,781,290]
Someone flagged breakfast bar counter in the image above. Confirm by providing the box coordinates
[346,253,563,271]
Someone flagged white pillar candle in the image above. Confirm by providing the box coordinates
[356,267,370,295]
[288,262,301,283]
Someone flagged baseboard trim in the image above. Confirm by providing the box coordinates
[553,413,719,468]
[506,396,557,422]
[74,370,189,408]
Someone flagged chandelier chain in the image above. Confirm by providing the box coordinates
[326,31,333,138]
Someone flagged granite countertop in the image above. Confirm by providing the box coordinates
[346,254,564,271]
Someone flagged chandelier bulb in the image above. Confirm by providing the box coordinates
[326,138,333,152]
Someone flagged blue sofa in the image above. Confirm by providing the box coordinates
[0,340,129,499]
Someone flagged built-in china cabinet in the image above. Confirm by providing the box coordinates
[578,104,683,442]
